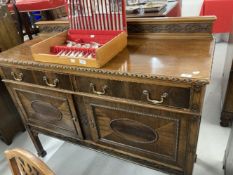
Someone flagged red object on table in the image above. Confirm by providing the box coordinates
[200,0,233,33]
[8,0,65,12]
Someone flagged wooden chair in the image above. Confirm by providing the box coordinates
[5,148,55,175]
[6,0,66,41]
[0,4,22,51]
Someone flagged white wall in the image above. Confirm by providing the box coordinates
[181,0,204,16]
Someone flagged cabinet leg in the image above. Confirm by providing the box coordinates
[0,137,12,146]
[220,111,232,127]
[26,127,47,157]
[21,127,26,132]
[220,111,233,127]
[220,120,230,127]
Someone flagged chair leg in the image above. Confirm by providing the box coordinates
[21,12,33,40]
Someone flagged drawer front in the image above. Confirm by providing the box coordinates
[83,97,190,167]
[75,76,190,109]
[34,71,73,91]
[75,76,125,98]
[11,85,83,139]
[127,82,190,109]
[1,67,73,91]
[1,67,35,84]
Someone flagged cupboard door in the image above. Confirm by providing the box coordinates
[84,97,192,168]
[11,85,83,140]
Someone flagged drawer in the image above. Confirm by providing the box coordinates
[127,82,190,109]
[75,76,125,98]
[34,71,73,91]
[1,67,35,84]
[10,85,83,140]
[1,67,73,91]
[75,76,190,109]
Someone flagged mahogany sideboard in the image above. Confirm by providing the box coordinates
[0,5,22,52]
[0,77,24,145]
[0,5,24,145]
[0,17,216,175]
[221,20,233,127]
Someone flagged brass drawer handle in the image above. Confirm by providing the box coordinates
[143,90,168,105]
[11,72,23,82]
[43,76,59,87]
[90,83,108,95]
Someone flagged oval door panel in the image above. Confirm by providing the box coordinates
[110,118,158,144]
[31,100,62,121]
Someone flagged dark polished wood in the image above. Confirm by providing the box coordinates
[0,5,24,145]
[221,22,233,127]
[0,77,24,145]
[0,34,215,85]
[224,123,233,175]
[0,17,215,175]
[10,84,83,140]
[75,75,191,109]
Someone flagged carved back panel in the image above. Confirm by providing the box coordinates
[5,148,55,175]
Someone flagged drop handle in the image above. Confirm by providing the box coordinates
[43,76,59,87]
[143,90,168,104]
[90,83,108,95]
[11,72,23,82]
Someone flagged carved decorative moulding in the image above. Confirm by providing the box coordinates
[38,22,213,34]
[39,25,69,33]
[0,58,209,85]
[17,157,40,175]
[128,23,212,34]
[36,16,216,35]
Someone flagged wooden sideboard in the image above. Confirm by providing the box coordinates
[0,17,215,175]
[0,5,22,51]
[221,21,233,127]
[0,77,25,145]
[0,5,25,145]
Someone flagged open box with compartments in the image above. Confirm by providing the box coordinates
[31,0,127,68]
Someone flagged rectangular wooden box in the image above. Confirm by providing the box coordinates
[31,30,127,68]
[31,0,127,68]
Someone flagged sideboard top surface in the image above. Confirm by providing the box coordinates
[0,36,214,85]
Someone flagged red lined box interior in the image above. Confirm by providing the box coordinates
[50,29,123,58]
[31,0,127,68]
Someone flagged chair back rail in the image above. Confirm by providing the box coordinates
[5,148,55,175]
